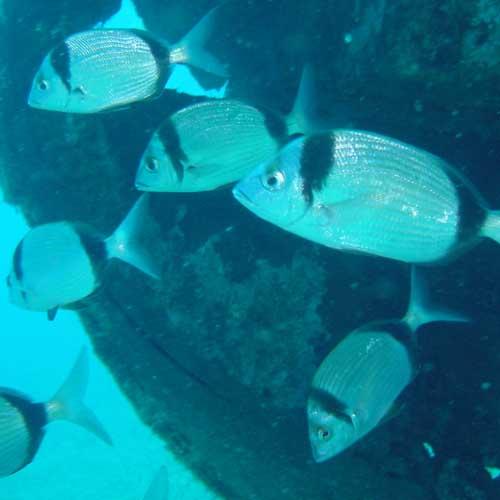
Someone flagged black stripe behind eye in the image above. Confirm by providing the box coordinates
[12,241,24,282]
[299,133,335,205]
[50,42,72,93]
[157,118,189,182]
[309,387,354,425]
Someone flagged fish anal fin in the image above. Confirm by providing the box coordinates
[47,307,58,321]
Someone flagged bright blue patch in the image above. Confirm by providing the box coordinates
[165,65,228,99]
[96,0,146,30]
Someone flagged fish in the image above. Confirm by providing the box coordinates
[307,267,467,462]
[135,65,318,192]
[0,347,111,477]
[143,466,169,500]
[28,7,228,113]
[233,129,500,264]
[6,194,159,320]
[95,0,228,99]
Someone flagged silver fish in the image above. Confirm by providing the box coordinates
[233,130,500,264]
[28,7,228,113]
[307,268,466,462]
[0,347,111,477]
[135,66,317,192]
[143,466,169,500]
[6,195,158,320]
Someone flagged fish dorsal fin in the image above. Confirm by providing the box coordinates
[96,0,146,30]
[47,307,58,321]
[403,266,470,333]
[310,387,358,429]
[286,64,317,136]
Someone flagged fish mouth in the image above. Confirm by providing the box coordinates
[232,186,255,208]
[135,181,155,192]
[311,446,329,463]
[27,95,41,109]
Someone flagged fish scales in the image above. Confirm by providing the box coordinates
[0,399,31,476]
[153,100,283,191]
[15,223,97,311]
[174,101,281,162]
[66,31,161,108]
[233,128,498,264]
[313,330,413,431]
[300,131,461,262]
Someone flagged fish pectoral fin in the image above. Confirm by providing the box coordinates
[313,193,382,227]
[380,401,406,426]
[47,307,59,321]
[334,405,360,430]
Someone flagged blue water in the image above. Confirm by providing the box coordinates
[0,200,216,499]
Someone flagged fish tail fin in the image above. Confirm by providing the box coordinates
[105,194,160,279]
[175,7,229,77]
[286,64,317,135]
[403,265,469,333]
[144,466,169,500]
[47,347,112,446]
[481,210,500,244]
[96,0,146,30]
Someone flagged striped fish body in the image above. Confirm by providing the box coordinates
[136,100,288,192]
[234,130,488,264]
[29,29,170,113]
[0,390,47,477]
[7,222,105,313]
[308,323,413,461]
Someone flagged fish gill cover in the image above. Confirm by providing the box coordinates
[0,0,500,499]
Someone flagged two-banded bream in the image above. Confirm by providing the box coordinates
[308,267,466,462]
[135,66,319,192]
[6,195,159,320]
[0,347,111,477]
[28,7,228,113]
[233,129,500,264]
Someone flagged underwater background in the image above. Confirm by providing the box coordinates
[1,0,500,499]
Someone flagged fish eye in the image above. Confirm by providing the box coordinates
[317,427,332,441]
[38,79,49,91]
[261,170,285,191]
[145,157,159,173]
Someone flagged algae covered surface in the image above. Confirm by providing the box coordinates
[1,0,500,498]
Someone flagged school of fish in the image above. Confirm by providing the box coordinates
[1,0,497,497]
